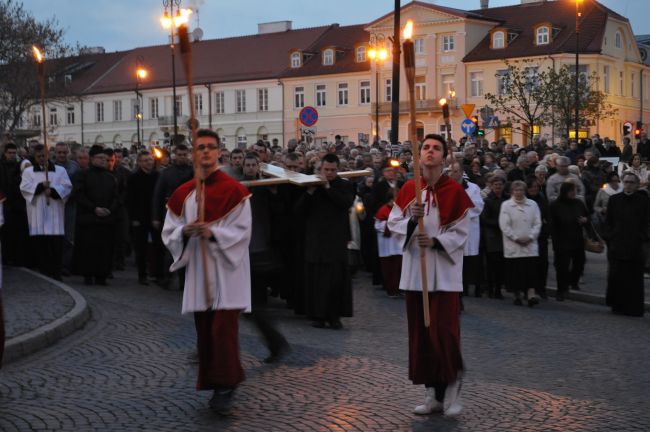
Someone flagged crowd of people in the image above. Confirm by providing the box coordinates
[0,130,647,413]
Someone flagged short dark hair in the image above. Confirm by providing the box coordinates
[421,134,448,157]
[4,143,17,152]
[33,144,45,153]
[558,181,577,200]
[103,148,115,157]
[174,143,189,152]
[605,172,619,183]
[285,152,300,162]
[244,152,260,163]
[138,150,151,159]
[196,129,220,145]
[231,148,244,156]
[322,153,340,166]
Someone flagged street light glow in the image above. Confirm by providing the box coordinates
[378,48,388,61]
[174,8,192,27]
[136,68,147,80]
[160,10,172,29]
[438,98,447,106]
[403,20,414,40]
[368,48,377,60]
[32,46,43,63]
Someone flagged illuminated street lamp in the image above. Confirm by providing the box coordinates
[369,34,388,144]
[135,56,148,147]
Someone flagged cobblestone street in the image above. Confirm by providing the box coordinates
[1,265,649,431]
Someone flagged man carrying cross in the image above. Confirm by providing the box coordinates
[387,134,473,417]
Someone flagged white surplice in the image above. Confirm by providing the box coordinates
[20,165,72,236]
[162,191,252,314]
[374,218,403,258]
[463,181,485,257]
[387,191,470,293]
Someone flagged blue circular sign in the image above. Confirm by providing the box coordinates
[299,106,319,127]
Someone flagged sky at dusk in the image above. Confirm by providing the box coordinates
[19,0,650,52]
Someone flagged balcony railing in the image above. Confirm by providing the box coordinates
[157,115,189,127]
[371,99,457,114]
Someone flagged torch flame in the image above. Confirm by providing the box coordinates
[32,46,43,63]
[403,20,414,40]
[174,8,192,27]
[390,159,400,168]
[153,147,163,159]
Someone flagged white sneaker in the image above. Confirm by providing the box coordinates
[413,388,443,415]
[443,380,463,417]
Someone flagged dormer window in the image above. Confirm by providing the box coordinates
[291,51,301,68]
[323,48,334,66]
[536,26,550,45]
[615,31,622,48]
[356,46,367,62]
[493,31,505,49]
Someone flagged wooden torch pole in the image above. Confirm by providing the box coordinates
[402,22,430,328]
[33,46,50,205]
[178,20,212,304]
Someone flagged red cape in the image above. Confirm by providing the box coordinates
[375,204,392,221]
[394,175,473,228]
[167,169,250,223]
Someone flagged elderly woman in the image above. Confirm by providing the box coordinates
[499,180,542,307]
[480,175,509,299]
[618,153,648,186]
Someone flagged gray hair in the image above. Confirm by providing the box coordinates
[535,165,548,174]
[516,155,528,167]
[568,165,580,176]
[556,156,570,167]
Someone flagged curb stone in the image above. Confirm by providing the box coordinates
[3,268,91,365]
[545,285,650,312]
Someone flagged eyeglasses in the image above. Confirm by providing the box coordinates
[195,144,219,151]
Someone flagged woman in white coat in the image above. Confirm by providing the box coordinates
[499,180,542,307]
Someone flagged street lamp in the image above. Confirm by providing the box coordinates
[135,56,148,148]
[574,0,583,143]
[439,97,451,143]
[369,34,388,145]
[161,0,191,144]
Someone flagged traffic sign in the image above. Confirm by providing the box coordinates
[461,104,475,119]
[623,121,633,136]
[301,126,317,136]
[485,116,500,129]
[299,106,319,127]
[479,106,494,122]
[461,118,476,135]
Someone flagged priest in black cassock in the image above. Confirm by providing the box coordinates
[296,153,355,329]
[73,145,119,285]
[604,171,648,317]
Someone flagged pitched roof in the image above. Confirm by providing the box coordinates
[280,24,370,79]
[366,0,496,28]
[464,0,625,63]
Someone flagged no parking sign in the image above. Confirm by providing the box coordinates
[299,106,319,127]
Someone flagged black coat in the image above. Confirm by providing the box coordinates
[296,177,355,263]
[480,192,509,253]
[126,169,159,225]
[549,198,589,252]
[604,192,648,260]
[151,164,194,223]
[73,166,119,226]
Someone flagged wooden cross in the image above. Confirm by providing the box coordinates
[241,163,373,187]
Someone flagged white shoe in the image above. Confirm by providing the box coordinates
[413,388,443,415]
[443,380,463,417]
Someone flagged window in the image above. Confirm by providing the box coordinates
[356,46,367,62]
[496,69,509,96]
[215,91,225,114]
[291,52,301,68]
[294,86,304,109]
[442,35,454,52]
[95,102,104,122]
[237,132,247,147]
[470,72,484,97]
[536,27,550,45]
[66,107,75,125]
[615,31,622,49]
[619,70,624,96]
[194,93,203,115]
[150,97,159,119]
[442,74,455,98]
[113,100,122,122]
[174,95,182,116]
[492,31,505,49]
[603,65,610,93]
[415,76,426,100]
[316,84,327,107]
[64,74,72,87]
[631,73,636,97]
[415,38,425,54]
[360,81,371,104]
[33,113,41,127]
[338,83,349,106]
[257,88,268,112]
[524,66,540,92]
[385,79,392,102]
[236,90,246,113]
[49,108,58,126]
[323,49,334,65]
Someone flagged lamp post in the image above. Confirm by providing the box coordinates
[439,97,451,143]
[135,57,147,148]
[574,0,583,142]
[161,0,185,144]
[368,35,388,145]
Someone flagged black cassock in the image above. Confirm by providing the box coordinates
[296,177,355,320]
[73,166,119,280]
[604,191,648,317]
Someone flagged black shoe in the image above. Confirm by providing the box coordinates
[84,276,94,285]
[556,292,565,302]
[138,277,149,286]
[329,318,343,330]
[107,273,114,280]
[264,343,292,364]
[95,278,108,286]
[494,291,504,300]
[513,298,523,306]
[114,264,125,271]
[311,320,327,329]
[528,297,539,307]
[209,389,234,415]
[540,292,548,300]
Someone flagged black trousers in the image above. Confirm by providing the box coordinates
[32,235,63,280]
[536,237,549,296]
[249,267,287,354]
[131,224,160,279]
[554,248,585,293]
[486,251,506,287]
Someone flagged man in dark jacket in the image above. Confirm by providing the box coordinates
[0,143,30,266]
[73,145,119,285]
[296,153,355,329]
[480,175,509,299]
[127,151,159,285]
[105,148,131,271]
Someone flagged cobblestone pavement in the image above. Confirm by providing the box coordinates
[3,267,74,339]
[1,266,649,431]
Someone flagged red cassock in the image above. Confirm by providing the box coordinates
[375,204,402,297]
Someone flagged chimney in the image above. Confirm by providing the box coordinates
[258,21,292,34]
[480,0,489,9]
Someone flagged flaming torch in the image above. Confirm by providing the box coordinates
[176,9,211,303]
[403,21,430,327]
[32,46,50,205]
